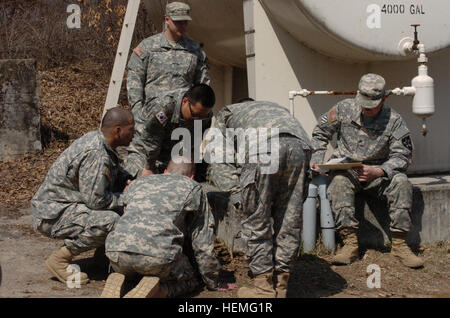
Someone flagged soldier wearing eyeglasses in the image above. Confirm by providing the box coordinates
[125,84,215,176]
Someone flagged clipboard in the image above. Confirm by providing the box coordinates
[317,162,363,170]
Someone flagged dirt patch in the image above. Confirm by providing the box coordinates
[0,211,448,298]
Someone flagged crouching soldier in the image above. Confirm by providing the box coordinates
[31,107,135,284]
[101,159,219,298]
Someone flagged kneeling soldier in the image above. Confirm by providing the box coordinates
[31,107,135,284]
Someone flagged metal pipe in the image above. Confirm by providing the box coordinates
[302,182,318,253]
[308,90,356,96]
[316,175,336,253]
[302,175,336,253]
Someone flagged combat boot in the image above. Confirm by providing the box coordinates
[274,271,290,298]
[123,276,160,298]
[391,232,424,268]
[100,273,125,298]
[331,228,359,265]
[237,271,276,298]
[45,246,89,285]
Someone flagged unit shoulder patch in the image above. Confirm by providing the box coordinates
[402,135,413,151]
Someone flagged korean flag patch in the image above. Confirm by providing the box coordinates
[155,111,168,126]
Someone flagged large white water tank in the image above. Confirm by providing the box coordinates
[143,0,246,67]
[143,0,450,63]
[260,0,450,61]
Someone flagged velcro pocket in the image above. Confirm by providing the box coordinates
[392,125,410,140]
[240,167,256,188]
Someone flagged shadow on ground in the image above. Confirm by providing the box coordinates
[287,254,347,298]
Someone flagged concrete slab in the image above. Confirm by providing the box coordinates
[204,173,450,252]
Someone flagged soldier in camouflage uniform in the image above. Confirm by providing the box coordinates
[101,159,219,298]
[125,84,215,177]
[206,101,312,298]
[310,73,424,268]
[31,107,135,285]
[126,2,209,175]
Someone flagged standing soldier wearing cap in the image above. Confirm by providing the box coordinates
[126,1,210,176]
[310,73,424,268]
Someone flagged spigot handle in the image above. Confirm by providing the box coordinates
[411,24,421,49]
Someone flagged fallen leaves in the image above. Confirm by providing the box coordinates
[0,61,129,212]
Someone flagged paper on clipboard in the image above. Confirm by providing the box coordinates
[314,156,363,172]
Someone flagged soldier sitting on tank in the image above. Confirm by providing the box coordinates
[310,73,424,268]
[31,107,136,285]
[206,100,312,298]
[101,158,220,298]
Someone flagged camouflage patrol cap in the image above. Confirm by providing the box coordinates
[166,2,192,21]
[355,73,386,109]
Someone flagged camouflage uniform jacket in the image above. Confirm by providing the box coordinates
[31,130,130,221]
[105,174,219,289]
[127,32,210,113]
[311,98,413,179]
[136,88,212,171]
[207,101,311,199]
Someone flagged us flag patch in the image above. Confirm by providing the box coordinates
[105,167,111,181]
[134,46,144,57]
[328,109,338,122]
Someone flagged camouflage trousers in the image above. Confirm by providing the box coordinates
[106,251,200,298]
[327,171,413,233]
[34,204,120,255]
[124,120,147,178]
[240,136,310,275]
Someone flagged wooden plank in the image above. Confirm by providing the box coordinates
[102,0,141,119]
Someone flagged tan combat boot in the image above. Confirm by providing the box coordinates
[331,228,359,265]
[391,232,424,268]
[237,271,276,298]
[123,276,160,298]
[274,271,290,298]
[100,273,126,298]
[45,246,89,284]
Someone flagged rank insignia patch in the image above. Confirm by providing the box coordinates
[134,46,144,57]
[328,109,338,122]
[156,111,168,125]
